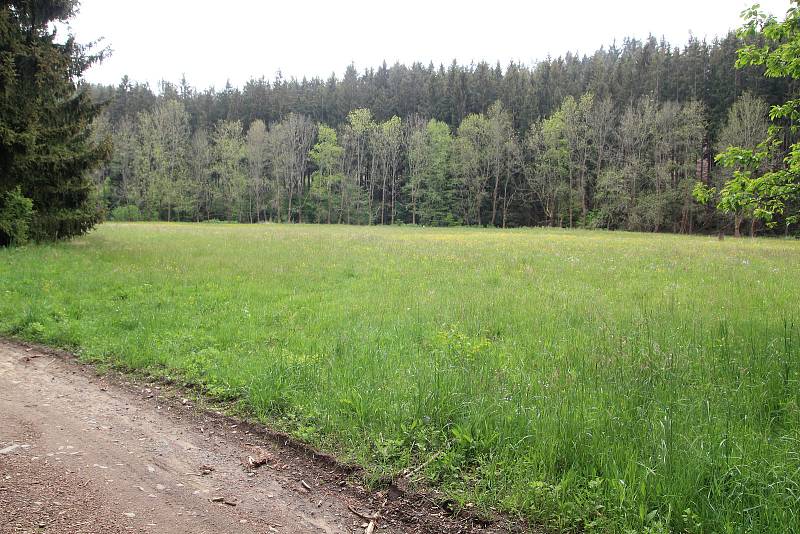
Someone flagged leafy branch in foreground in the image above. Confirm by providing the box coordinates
[697,2,800,228]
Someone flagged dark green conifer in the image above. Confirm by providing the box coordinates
[0,0,108,244]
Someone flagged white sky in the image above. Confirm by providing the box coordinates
[63,0,791,90]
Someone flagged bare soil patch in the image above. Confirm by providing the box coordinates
[0,340,521,533]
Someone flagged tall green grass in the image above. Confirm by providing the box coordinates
[1,223,798,532]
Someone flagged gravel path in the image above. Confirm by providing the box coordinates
[0,341,517,534]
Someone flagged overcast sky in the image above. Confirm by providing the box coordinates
[64,0,791,90]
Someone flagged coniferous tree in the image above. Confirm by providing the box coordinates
[0,0,109,244]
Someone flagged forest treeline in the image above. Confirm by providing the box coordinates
[91,33,798,233]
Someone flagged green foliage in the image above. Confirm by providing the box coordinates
[2,223,799,532]
[692,182,715,205]
[593,169,630,228]
[711,2,800,227]
[309,124,343,174]
[406,118,455,226]
[309,124,345,223]
[0,187,34,246]
[211,120,247,221]
[245,119,268,222]
[454,112,492,225]
[346,108,375,136]
[133,100,193,221]
[90,18,800,236]
[85,8,800,235]
[0,0,109,242]
[110,204,142,221]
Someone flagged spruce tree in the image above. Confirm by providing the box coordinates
[0,0,108,244]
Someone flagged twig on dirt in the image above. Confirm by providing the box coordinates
[403,451,444,479]
[365,520,375,534]
[348,504,380,521]
[301,479,312,491]
[209,496,236,506]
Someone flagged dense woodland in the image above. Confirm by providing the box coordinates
[90,34,799,234]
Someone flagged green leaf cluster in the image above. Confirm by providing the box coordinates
[709,2,800,227]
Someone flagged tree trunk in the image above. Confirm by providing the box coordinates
[339,184,346,224]
[501,174,511,228]
[568,173,574,229]
[326,179,332,224]
[491,170,500,226]
[366,174,373,225]
[287,188,293,223]
[381,174,387,225]
[390,167,396,225]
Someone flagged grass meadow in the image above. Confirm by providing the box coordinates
[1,222,798,533]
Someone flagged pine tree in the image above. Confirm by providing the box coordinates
[0,0,109,243]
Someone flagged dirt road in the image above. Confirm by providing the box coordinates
[0,341,511,534]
